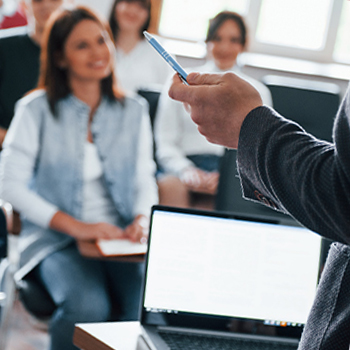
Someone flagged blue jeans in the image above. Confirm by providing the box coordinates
[34,244,144,350]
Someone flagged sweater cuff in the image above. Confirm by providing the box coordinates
[237,106,281,204]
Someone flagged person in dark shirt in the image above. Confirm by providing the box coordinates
[0,0,64,147]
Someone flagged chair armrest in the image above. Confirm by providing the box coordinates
[0,200,13,233]
[0,200,21,235]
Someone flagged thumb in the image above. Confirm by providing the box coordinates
[187,72,223,86]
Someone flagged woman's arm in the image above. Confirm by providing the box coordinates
[0,99,59,228]
[50,211,125,240]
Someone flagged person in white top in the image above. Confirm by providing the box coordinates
[155,11,272,208]
[108,0,171,93]
[0,7,157,350]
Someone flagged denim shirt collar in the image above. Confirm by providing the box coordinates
[66,93,109,116]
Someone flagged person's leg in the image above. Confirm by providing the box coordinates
[34,244,111,350]
[105,261,144,321]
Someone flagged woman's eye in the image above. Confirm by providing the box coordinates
[98,36,106,45]
[76,42,88,50]
[230,38,242,44]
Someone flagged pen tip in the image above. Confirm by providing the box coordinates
[143,31,151,40]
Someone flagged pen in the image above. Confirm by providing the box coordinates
[143,31,188,85]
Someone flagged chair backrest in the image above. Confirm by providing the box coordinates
[137,87,161,131]
[137,87,161,167]
[262,75,341,142]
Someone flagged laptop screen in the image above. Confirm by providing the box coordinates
[141,206,322,338]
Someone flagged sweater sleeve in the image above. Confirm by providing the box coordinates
[237,90,350,245]
[0,98,59,228]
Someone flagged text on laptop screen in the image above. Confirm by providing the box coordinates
[143,210,322,326]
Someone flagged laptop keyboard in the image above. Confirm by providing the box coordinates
[158,331,299,350]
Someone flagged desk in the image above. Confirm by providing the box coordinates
[73,321,150,350]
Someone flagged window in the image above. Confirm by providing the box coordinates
[158,0,249,42]
[333,0,350,63]
[256,0,333,50]
[157,0,350,65]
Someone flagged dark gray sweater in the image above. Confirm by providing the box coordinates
[237,84,350,349]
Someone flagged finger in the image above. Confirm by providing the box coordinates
[168,73,192,103]
[169,72,224,104]
[129,225,143,242]
[186,72,223,86]
[105,225,124,240]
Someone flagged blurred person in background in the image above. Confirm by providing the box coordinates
[0,6,157,349]
[155,11,272,209]
[108,0,171,93]
[0,0,65,147]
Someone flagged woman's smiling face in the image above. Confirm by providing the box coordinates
[207,19,244,70]
[59,19,114,84]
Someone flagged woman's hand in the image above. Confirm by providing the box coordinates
[50,211,149,243]
[124,214,149,243]
[180,167,219,195]
[71,222,125,241]
[50,211,124,241]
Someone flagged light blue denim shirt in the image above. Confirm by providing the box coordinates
[0,89,158,280]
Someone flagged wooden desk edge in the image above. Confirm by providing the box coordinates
[73,325,115,350]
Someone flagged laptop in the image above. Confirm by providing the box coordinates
[139,205,323,350]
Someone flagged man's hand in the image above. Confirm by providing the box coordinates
[168,72,263,149]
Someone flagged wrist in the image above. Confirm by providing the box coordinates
[49,211,84,238]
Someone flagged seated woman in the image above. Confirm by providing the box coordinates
[0,6,157,350]
[108,0,171,93]
[155,11,272,209]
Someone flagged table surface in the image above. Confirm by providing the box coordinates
[73,321,150,350]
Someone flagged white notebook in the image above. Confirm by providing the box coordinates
[96,239,147,256]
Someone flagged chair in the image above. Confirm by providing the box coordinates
[0,201,56,350]
[261,75,341,142]
[137,87,161,130]
[137,87,161,168]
